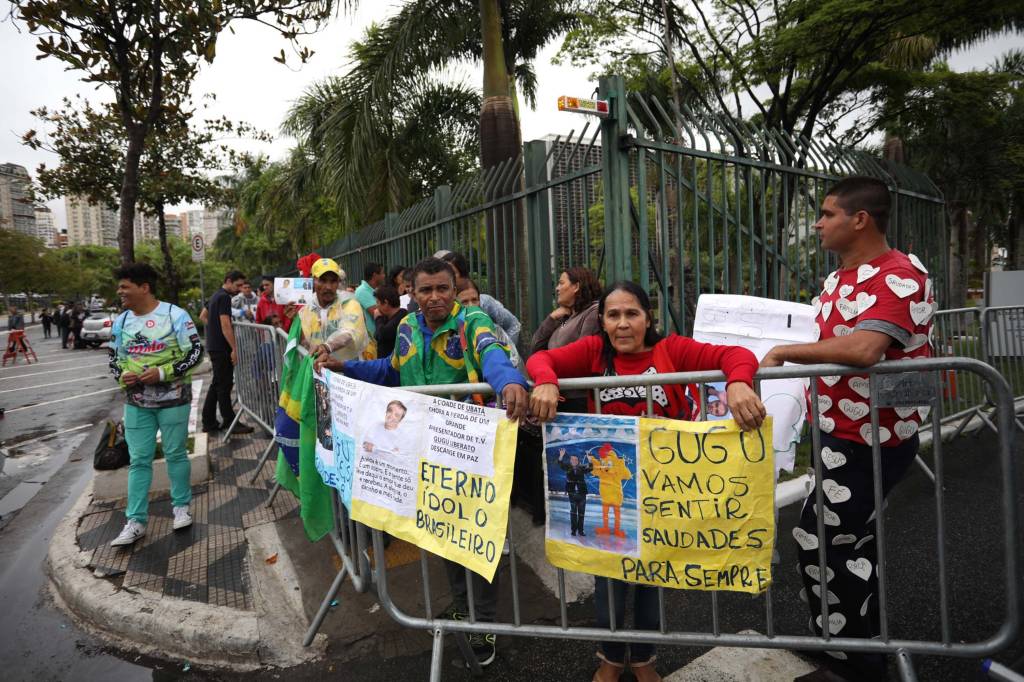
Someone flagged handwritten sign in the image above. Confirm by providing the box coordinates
[313,371,517,581]
[543,413,775,593]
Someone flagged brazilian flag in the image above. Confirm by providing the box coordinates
[274,321,334,541]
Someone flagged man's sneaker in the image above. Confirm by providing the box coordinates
[172,505,193,530]
[467,633,496,667]
[110,519,146,547]
[434,603,466,621]
[231,423,255,435]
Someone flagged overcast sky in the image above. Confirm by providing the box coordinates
[0,8,1020,232]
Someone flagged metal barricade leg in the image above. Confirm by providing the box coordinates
[912,454,935,483]
[221,409,242,443]
[249,438,277,484]
[303,562,348,647]
[429,628,445,682]
[895,649,918,682]
[265,482,282,508]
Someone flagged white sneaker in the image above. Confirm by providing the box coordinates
[172,505,193,530]
[110,519,146,547]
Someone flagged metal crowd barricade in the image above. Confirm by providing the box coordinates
[230,321,375,642]
[351,358,1019,682]
[981,306,1024,433]
[228,321,287,483]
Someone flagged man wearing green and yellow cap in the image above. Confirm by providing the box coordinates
[298,258,370,363]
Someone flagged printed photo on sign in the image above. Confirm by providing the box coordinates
[313,370,341,491]
[543,414,640,558]
[274,277,314,305]
[351,387,423,518]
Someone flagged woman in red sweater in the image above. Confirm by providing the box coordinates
[527,281,765,682]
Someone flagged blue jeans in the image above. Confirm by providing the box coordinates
[594,577,661,664]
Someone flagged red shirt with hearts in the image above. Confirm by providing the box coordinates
[813,249,934,446]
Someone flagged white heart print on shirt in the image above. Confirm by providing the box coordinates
[818,415,836,433]
[820,447,846,469]
[821,375,841,387]
[823,479,852,504]
[836,298,859,321]
[894,420,919,440]
[856,292,876,313]
[823,271,839,295]
[908,253,928,273]
[848,376,870,398]
[924,278,933,301]
[817,612,847,635]
[817,395,833,413]
[846,558,873,581]
[820,301,833,322]
[910,300,934,325]
[886,273,920,298]
[838,398,870,421]
[813,296,822,316]
[793,527,819,551]
[838,284,854,298]
[857,264,880,283]
[833,324,853,337]
[860,423,891,445]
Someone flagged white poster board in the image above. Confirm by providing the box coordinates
[692,294,817,474]
[274,277,314,306]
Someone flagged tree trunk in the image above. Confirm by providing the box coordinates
[948,203,968,308]
[118,126,146,264]
[478,0,523,311]
[156,202,180,304]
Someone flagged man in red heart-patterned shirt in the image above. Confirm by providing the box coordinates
[761,176,935,681]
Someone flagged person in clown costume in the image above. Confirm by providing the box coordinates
[588,442,631,538]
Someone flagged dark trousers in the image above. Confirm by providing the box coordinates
[202,351,236,429]
[42,322,51,338]
[60,326,70,348]
[796,432,919,678]
[594,578,661,664]
[445,558,499,622]
[569,493,587,533]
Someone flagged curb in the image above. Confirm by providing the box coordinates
[47,479,263,671]
[46,464,325,670]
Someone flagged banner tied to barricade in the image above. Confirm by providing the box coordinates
[312,368,517,581]
[543,414,775,594]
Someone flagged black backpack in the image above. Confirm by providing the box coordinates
[93,420,130,470]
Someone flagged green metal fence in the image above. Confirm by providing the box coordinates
[298,74,947,339]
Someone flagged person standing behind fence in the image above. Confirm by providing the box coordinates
[315,257,528,669]
[201,270,254,435]
[298,258,370,363]
[355,261,386,336]
[760,176,934,681]
[107,263,204,547]
[528,281,765,682]
[231,280,259,321]
[372,285,405,358]
[255,275,296,332]
[437,250,522,346]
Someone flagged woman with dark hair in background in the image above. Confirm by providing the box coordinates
[527,281,766,682]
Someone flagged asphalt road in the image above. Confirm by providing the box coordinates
[0,325,153,681]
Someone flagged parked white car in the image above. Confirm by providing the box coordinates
[79,310,115,347]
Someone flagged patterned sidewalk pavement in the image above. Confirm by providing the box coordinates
[75,433,296,610]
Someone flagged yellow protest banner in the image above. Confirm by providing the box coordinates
[543,414,774,594]
[318,373,517,582]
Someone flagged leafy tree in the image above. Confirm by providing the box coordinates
[561,0,1024,146]
[24,97,264,302]
[876,55,1024,305]
[10,0,335,263]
